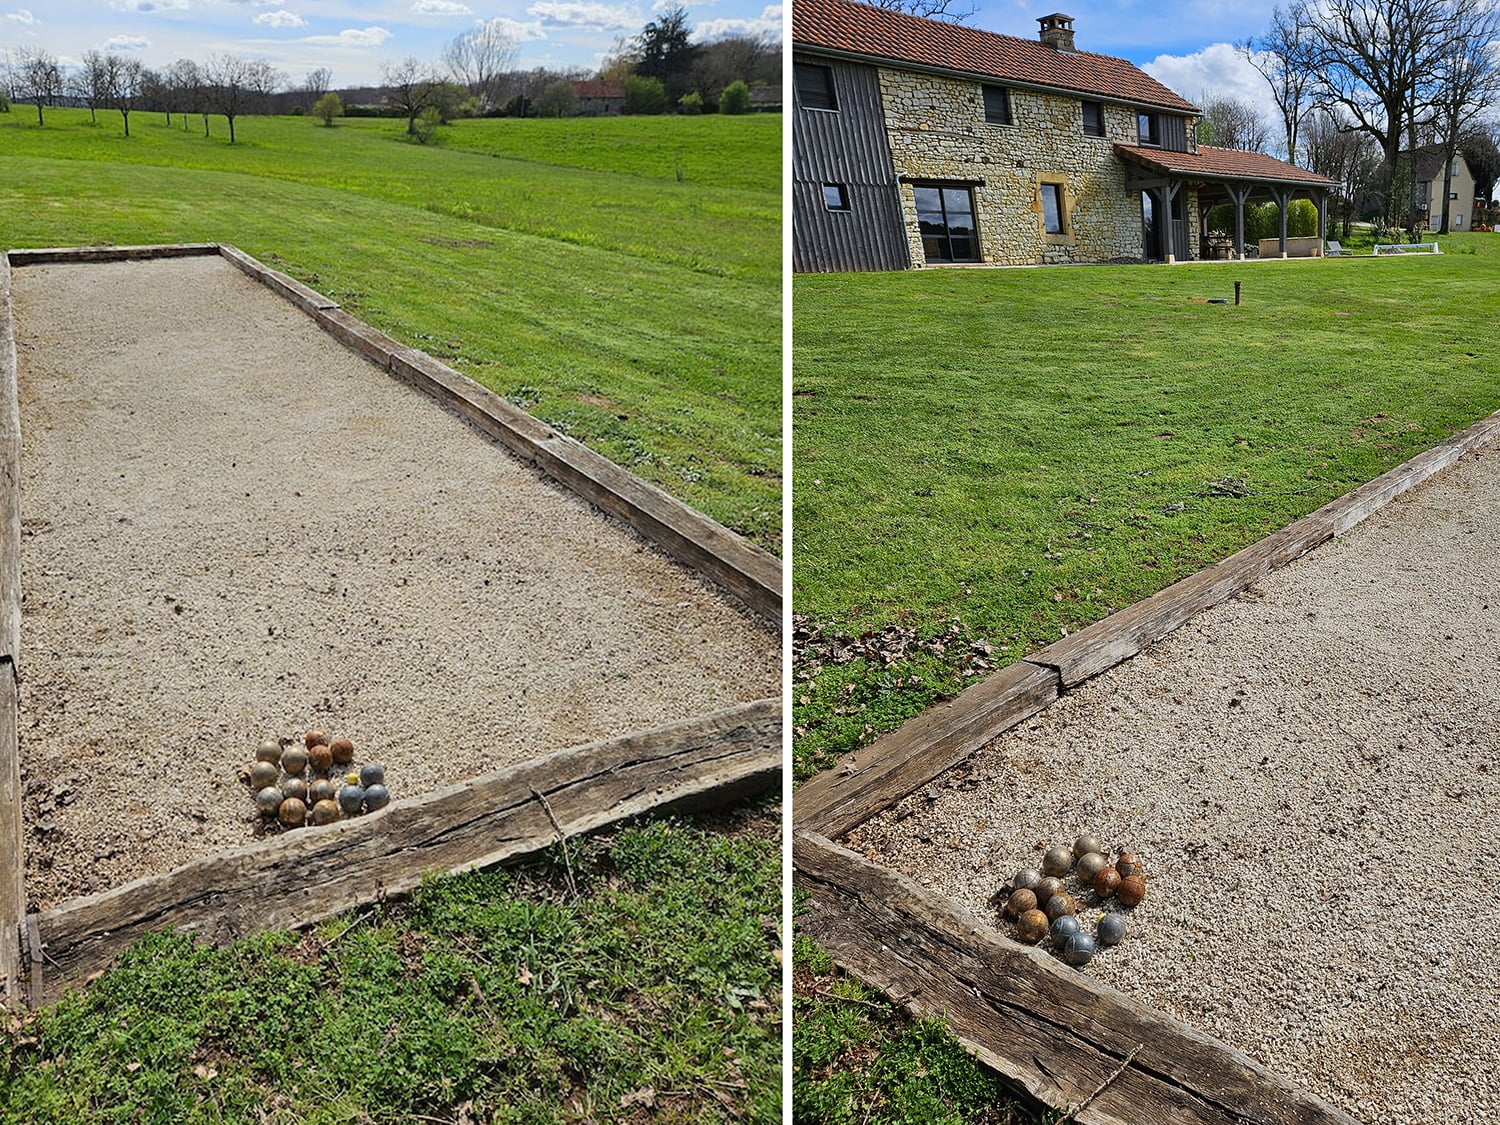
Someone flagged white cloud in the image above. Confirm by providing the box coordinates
[697,3,780,41]
[109,0,189,10]
[4,8,35,24]
[411,0,471,13]
[254,8,304,26]
[103,34,152,49]
[303,25,392,47]
[479,14,546,41]
[528,0,640,30]
[1142,43,1284,150]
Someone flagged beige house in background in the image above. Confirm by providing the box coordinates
[1412,146,1479,230]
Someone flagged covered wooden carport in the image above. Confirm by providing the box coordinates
[1116,143,1339,262]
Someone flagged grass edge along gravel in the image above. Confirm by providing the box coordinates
[792,233,1500,780]
[0,110,781,553]
[0,806,782,1125]
[792,924,1063,1125]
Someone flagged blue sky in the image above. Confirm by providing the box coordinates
[0,0,782,88]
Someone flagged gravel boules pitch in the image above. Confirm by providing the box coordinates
[12,256,778,909]
[857,446,1500,1124]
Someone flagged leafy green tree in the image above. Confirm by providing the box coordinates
[413,105,442,144]
[625,74,668,115]
[536,80,578,117]
[719,79,751,114]
[633,5,698,102]
[678,90,704,114]
[313,91,343,126]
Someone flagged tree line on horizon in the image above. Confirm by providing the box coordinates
[0,5,779,143]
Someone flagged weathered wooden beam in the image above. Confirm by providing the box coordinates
[32,699,780,1006]
[0,253,24,1011]
[386,345,783,626]
[1027,407,1500,688]
[3,244,220,266]
[794,830,1361,1125]
[217,244,339,315]
[792,661,1057,839]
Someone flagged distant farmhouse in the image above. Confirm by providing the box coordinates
[1408,144,1480,230]
[574,80,627,116]
[793,0,1336,270]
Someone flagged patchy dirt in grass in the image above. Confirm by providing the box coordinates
[11,255,778,909]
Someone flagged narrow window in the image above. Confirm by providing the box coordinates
[1456,213,1465,226]
[913,183,980,262]
[1041,183,1064,234]
[822,183,850,211]
[1452,159,1462,177]
[1082,101,1104,137]
[982,85,1012,126]
[795,63,837,111]
[1137,112,1159,145]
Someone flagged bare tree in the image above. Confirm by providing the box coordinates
[166,58,204,133]
[1428,0,1500,230]
[1240,3,1315,162]
[10,46,62,126]
[443,22,518,113]
[302,66,333,108]
[1302,0,1449,221]
[861,0,975,20]
[204,54,283,143]
[382,56,440,134]
[690,33,778,107]
[1302,106,1382,236]
[72,50,110,124]
[102,54,144,137]
[1196,94,1269,150]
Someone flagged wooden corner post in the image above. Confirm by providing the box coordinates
[0,252,26,1009]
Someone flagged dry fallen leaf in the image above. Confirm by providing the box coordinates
[620,1086,656,1109]
[516,964,533,987]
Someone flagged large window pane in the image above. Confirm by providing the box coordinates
[795,63,837,110]
[911,183,980,262]
[1042,184,1062,233]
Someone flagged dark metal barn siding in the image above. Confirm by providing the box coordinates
[793,54,910,272]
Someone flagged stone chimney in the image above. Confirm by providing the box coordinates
[1037,13,1076,52]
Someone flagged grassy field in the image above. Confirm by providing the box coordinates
[0,109,781,547]
[1,810,782,1125]
[792,233,1500,779]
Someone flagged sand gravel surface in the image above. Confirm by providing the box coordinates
[11,255,777,910]
[863,443,1500,1125]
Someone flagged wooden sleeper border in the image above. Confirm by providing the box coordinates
[794,409,1500,1122]
[0,243,783,1009]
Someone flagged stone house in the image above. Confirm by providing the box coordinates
[793,0,1336,271]
[574,80,626,116]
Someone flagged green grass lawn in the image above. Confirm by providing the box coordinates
[792,233,1500,778]
[0,110,781,548]
[1,809,782,1125]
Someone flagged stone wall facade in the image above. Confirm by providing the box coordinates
[878,68,1197,267]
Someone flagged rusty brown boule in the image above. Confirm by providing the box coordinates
[1016,908,1050,944]
[305,729,330,749]
[278,797,307,827]
[1005,888,1038,918]
[307,743,333,773]
[1117,874,1147,907]
[1094,867,1121,899]
[329,735,355,764]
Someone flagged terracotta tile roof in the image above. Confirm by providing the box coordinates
[573,80,625,98]
[1116,144,1338,186]
[793,0,1199,114]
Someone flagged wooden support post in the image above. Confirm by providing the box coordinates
[0,253,25,1011]
[1274,187,1291,257]
[1162,182,1180,263]
[794,831,1363,1125]
[1228,184,1253,260]
[1316,189,1328,249]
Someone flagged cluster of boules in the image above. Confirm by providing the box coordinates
[246,730,390,830]
[997,832,1147,968]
